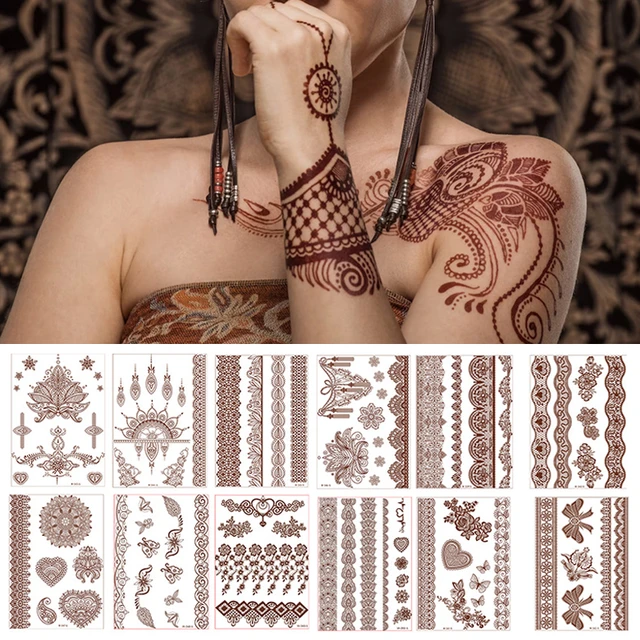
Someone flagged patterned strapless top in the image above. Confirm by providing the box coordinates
[121,279,412,344]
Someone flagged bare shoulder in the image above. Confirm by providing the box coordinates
[62,135,209,210]
[401,121,587,343]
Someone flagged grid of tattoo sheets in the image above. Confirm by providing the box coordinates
[4,352,632,633]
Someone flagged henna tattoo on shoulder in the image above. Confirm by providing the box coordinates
[281,144,382,296]
[363,141,567,343]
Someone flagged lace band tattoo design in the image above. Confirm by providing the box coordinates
[534,497,628,630]
[281,145,381,296]
[529,355,627,489]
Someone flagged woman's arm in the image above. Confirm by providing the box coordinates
[228,1,405,343]
[278,143,404,343]
[1,144,126,343]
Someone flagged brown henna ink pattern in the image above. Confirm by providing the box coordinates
[277,19,381,296]
[363,142,566,343]
[281,147,381,296]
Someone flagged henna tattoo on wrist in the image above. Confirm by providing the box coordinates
[281,144,382,296]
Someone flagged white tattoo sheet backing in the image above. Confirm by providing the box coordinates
[416,356,512,489]
[530,356,626,489]
[113,494,210,630]
[417,497,511,631]
[214,494,310,629]
[9,494,104,629]
[318,496,413,631]
[317,355,409,489]
[215,355,308,487]
[112,354,206,488]
[11,354,105,487]
[535,497,628,631]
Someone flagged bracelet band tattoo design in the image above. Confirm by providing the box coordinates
[281,145,381,296]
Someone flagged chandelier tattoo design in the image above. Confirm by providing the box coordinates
[114,358,190,474]
[281,21,381,296]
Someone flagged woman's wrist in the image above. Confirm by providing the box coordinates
[273,132,347,192]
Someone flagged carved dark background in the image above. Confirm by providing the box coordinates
[0,0,638,342]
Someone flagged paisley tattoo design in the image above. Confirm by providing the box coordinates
[535,497,627,630]
[318,497,412,630]
[10,494,104,629]
[112,354,206,488]
[363,142,567,343]
[11,354,106,487]
[418,497,510,630]
[281,145,381,296]
[529,355,627,489]
[317,355,409,489]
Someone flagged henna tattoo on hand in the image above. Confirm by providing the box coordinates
[363,142,567,343]
[281,144,382,296]
[299,21,340,144]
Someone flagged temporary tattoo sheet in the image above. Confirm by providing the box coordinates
[214,494,310,629]
[9,494,104,629]
[113,494,210,630]
[530,356,626,489]
[215,356,308,487]
[317,355,409,489]
[112,354,206,488]
[416,356,512,489]
[535,497,628,631]
[11,354,106,487]
[318,497,413,631]
[417,497,510,631]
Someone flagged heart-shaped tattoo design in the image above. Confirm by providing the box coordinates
[394,537,410,553]
[87,472,103,485]
[58,589,102,628]
[36,556,68,586]
[13,472,28,485]
[441,539,473,570]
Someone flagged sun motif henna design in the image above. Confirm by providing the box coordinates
[281,145,382,295]
[298,21,340,138]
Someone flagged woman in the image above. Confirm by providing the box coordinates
[1,0,586,344]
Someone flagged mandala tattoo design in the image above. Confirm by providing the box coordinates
[39,495,92,548]
[300,22,341,131]
[281,145,381,296]
[305,63,341,122]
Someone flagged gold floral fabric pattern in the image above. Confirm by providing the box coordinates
[1,0,638,342]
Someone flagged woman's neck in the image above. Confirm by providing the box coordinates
[345,36,414,151]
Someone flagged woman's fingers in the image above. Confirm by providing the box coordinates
[246,3,297,33]
[272,2,334,45]
[227,11,274,76]
[281,0,350,40]
[228,5,310,76]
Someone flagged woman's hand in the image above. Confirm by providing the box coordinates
[227,0,353,174]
